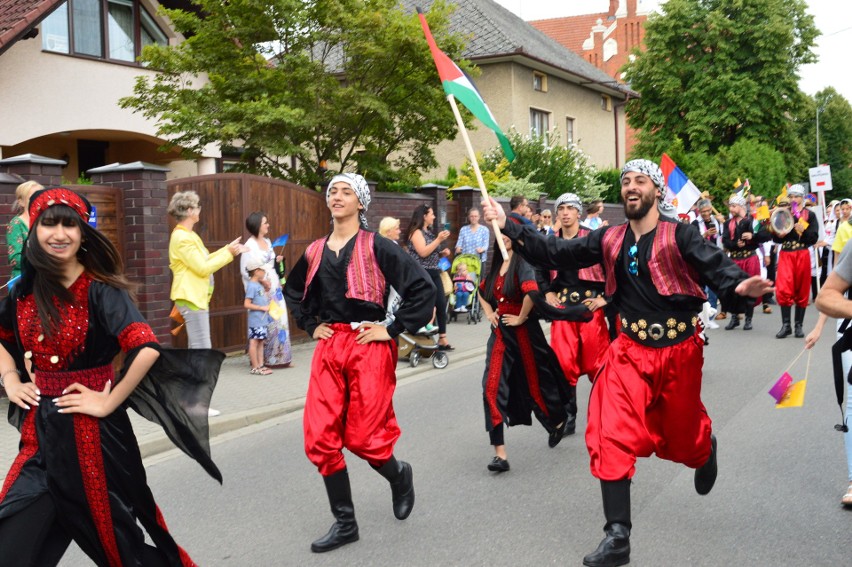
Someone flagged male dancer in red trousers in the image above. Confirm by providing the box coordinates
[284,173,434,553]
[482,159,772,566]
[542,192,610,435]
[771,184,819,338]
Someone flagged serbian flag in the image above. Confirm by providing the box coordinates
[660,153,702,214]
[417,8,515,162]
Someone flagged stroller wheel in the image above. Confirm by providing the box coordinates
[432,351,449,369]
[410,351,421,368]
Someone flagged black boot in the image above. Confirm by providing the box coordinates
[794,306,806,338]
[776,306,792,338]
[374,456,415,520]
[743,305,753,331]
[583,480,631,567]
[725,314,740,330]
[695,434,718,495]
[311,469,359,553]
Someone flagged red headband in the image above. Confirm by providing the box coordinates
[28,187,91,227]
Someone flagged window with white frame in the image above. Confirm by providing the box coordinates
[42,0,168,63]
[530,108,550,139]
[566,117,575,145]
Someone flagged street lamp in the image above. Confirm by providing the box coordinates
[816,94,834,166]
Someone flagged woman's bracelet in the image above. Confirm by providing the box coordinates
[0,369,21,388]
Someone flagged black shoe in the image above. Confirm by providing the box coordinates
[548,419,569,448]
[487,456,510,472]
[776,325,792,338]
[694,435,718,495]
[725,317,740,330]
[743,318,752,331]
[794,324,804,338]
[311,520,360,553]
[582,523,631,567]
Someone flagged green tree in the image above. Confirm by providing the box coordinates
[481,130,605,201]
[624,0,817,173]
[795,89,852,199]
[121,0,469,189]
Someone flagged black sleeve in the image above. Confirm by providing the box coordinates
[501,220,607,271]
[374,237,435,338]
[282,254,319,338]
[677,223,750,311]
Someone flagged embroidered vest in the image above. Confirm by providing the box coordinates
[303,230,386,306]
[577,227,605,283]
[601,222,706,300]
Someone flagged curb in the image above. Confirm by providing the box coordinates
[137,343,489,460]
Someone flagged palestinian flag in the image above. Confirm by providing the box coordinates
[417,8,515,162]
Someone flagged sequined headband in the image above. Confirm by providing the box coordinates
[28,187,92,227]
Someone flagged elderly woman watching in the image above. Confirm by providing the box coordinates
[168,190,242,350]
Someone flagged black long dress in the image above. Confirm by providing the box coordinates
[481,258,570,435]
[0,273,223,566]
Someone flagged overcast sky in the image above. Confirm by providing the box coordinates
[492,0,851,102]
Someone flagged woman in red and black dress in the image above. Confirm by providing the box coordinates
[0,187,223,566]
[478,234,572,473]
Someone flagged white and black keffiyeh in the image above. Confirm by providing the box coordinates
[728,195,747,208]
[554,192,582,212]
[787,184,806,197]
[327,173,371,228]
[621,159,666,200]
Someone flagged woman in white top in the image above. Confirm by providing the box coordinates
[240,211,292,368]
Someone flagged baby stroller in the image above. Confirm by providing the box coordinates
[448,253,483,324]
[398,330,449,369]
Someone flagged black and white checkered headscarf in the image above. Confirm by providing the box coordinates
[621,159,666,201]
[554,192,582,212]
[327,173,371,229]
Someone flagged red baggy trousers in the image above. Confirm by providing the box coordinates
[586,332,713,481]
[304,324,400,476]
[550,309,610,387]
[775,249,811,308]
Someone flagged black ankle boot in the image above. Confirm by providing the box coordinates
[794,306,806,338]
[374,456,415,520]
[776,306,792,338]
[725,315,740,330]
[311,469,359,553]
[743,317,752,330]
[583,480,631,567]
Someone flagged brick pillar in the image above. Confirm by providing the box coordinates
[417,183,449,232]
[88,162,172,342]
[449,185,481,221]
[0,153,65,187]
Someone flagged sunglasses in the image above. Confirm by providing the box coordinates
[628,244,639,276]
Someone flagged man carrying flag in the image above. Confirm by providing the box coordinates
[481,158,772,567]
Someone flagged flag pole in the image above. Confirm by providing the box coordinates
[445,93,509,261]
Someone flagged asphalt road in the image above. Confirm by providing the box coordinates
[50,310,852,565]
